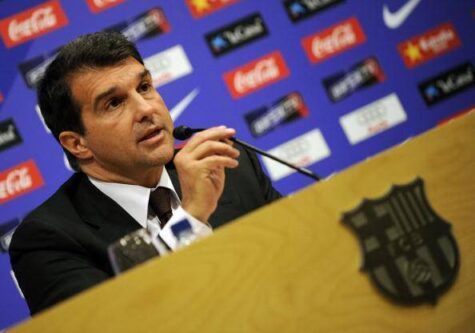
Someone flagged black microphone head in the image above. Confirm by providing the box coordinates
[173,125,193,140]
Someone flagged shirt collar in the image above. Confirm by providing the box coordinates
[88,169,180,229]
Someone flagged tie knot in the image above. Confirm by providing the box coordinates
[149,187,173,227]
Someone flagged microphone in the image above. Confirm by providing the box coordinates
[173,125,321,181]
[173,126,206,140]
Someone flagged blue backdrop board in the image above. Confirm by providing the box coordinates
[0,0,474,328]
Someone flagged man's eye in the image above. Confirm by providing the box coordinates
[139,82,152,93]
[106,98,123,110]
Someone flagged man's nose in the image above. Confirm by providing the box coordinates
[133,92,155,121]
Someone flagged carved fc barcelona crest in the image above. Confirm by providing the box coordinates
[342,178,459,305]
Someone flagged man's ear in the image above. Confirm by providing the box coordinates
[58,131,92,160]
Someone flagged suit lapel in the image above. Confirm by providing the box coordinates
[73,174,142,245]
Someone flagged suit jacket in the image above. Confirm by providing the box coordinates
[9,146,281,315]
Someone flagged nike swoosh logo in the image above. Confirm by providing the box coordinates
[169,88,199,121]
[383,0,422,29]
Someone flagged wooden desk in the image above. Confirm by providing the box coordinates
[11,111,475,332]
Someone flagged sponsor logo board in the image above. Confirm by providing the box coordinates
[0,160,44,205]
[302,17,366,64]
[284,0,345,22]
[205,12,268,57]
[262,129,330,181]
[0,0,68,48]
[340,93,407,145]
[323,57,385,102]
[398,23,461,68]
[144,45,193,88]
[19,50,59,89]
[185,0,239,18]
[21,9,172,90]
[419,62,475,106]
[223,51,290,99]
[86,0,125,13]
[245,92,308,137]
[105,7,170,43]
[0,119,22,153]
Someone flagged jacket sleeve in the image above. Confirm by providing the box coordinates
[241,144,283,203]
[9,218,109,316]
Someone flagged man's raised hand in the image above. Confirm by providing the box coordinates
[173,126,240,222]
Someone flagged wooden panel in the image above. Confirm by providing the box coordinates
[10,111,475,332]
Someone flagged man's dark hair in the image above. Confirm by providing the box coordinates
[38,31,144,171]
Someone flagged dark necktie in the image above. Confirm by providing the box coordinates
[149,187,173,228]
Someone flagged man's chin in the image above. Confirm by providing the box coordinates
[149,149,175,166]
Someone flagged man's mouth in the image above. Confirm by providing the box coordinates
[138,128,163,143]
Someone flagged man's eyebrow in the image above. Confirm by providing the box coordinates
[93,87,118,111]
[92,69,152,111]
[140,68,151,80]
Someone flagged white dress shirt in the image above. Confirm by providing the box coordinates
[88,169,212,250]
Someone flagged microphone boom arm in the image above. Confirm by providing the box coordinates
[173,125,321,181]
[230,138,321,181]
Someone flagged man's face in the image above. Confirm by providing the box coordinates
[68,57,174,182]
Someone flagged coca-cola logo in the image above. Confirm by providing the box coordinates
[223,51,290,99]
[0,169,32,199]
[8,7,57,42]
[302,17,366,63]
[86,0,125,13]
[311,24,356,59]
[234,58,280,94]
[0,160,44,204]
[0,0,68,48]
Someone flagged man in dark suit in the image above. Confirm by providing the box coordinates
[9,32,281,315]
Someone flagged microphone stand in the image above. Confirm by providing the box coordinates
[230,137,321,181]
[174,126,322,181]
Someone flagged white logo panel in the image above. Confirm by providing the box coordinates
[340,93,407,145]
[262,129,330,181]
[144,45,193,88]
